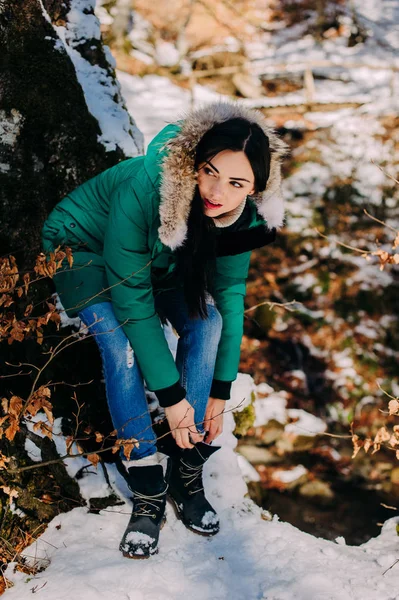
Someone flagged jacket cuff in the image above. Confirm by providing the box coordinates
[210,379,232,400]
[153,381,186,408]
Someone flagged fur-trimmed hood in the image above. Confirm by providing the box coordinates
[147,102,288,250]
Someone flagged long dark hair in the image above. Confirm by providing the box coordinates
[175,117,271,319]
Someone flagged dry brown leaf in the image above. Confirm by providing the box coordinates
[352,433,363,458]
[121,438,140,460]
[0,452,10,469]
[389,434,399,448]
[50,312,61,328]
[23,272,30,295]
[374,426,391,445]
[363,438,373,453]
[42,405,54,425]
[9,395,23,418]
[388,399,399,416]
[36,328,43,345]
[0,485,19,500]
[66,435,74,454]
[95,431,104,443]
[24,304,33,317]
[372,442,381,454]
[87,453,100,467]
[33,420,52,439]
[2,397,8,413]
[40,493,55,504]
[66,247,74,269]
[5,418,19,441]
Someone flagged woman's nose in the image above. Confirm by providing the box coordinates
[211,181,223,201]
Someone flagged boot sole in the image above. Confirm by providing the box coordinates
[167,495,219,537]
[121,516,166,559]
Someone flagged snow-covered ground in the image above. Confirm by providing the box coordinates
[6,374,399,600]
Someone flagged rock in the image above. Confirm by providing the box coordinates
[271,465,308,490]
[276,432,317,454]
[299,479,335,506]
[232,72,263,99]
[258,419,285,445]
[237,444,282,465]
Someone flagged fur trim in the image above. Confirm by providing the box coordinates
[158,101,288,249]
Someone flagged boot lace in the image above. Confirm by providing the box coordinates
[133,485,168,519]
[179,460,204,495]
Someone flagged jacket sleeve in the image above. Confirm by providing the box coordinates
[211,251,252,397]
[103,180,185,407]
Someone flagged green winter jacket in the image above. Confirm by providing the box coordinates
[42,102,286,405]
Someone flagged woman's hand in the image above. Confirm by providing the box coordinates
[204,397,225,443]
[164,399,204,449]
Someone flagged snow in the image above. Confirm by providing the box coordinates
[24,438,42,463]
[123,531,155,546]
[272,465,308,483]
[201,511,219,527]
[40,0,143,156]
[251,381,327,437]
[285,409,327,436]
[52,293,81,330]
[292,272,318,292]
[6,386,399,599]
[235,454,261,483]
[253,393,287,427]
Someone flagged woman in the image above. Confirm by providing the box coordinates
[42,101,287,559]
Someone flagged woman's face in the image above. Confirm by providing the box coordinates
[197,150,255,218]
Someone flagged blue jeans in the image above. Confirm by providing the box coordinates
[78,289,222,459]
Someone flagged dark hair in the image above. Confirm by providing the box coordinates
[175,118,271,319]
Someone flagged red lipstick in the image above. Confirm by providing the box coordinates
[203,197,222,209]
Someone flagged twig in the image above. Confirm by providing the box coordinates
[244,299,299,314]
[383,558,399,576]
[46,380,94,388]
[314,228,372,255]
[376,382,399,401]
[371,160,399,188]
[380,502,398,511]
[8,398,246,474]
[64,259,153,314]
[0,370,32,379]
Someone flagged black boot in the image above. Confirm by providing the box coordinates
[167,442,221,536]
[119,463,168,559]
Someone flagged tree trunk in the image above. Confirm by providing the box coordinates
[0,0,143,566]
[0,0,143,265]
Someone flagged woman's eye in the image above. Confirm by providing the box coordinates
[231,181,242,188]
[205,168,214,176]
